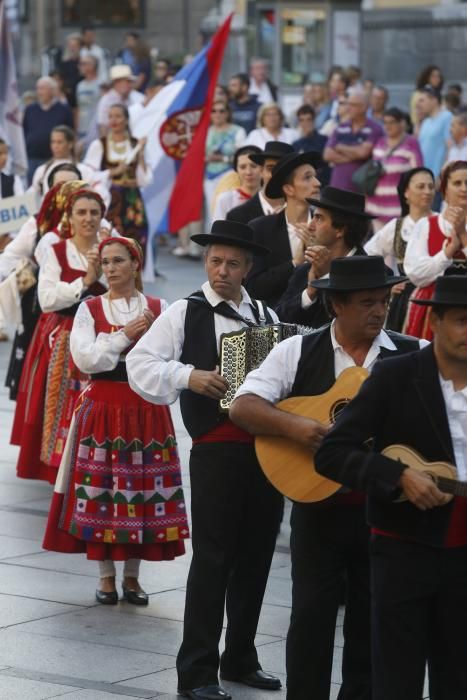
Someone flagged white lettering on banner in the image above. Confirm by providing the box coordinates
[0,192,38,235]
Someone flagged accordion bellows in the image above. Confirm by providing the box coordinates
[219,323,314,411]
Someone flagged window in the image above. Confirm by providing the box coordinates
[281,9,326,85]
[62,0,145,27]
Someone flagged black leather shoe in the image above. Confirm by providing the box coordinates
[122,584,149,606]
[221,669,282,690]
[95,589,118,605]
[178,685,232,699]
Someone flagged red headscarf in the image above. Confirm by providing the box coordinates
[36,180,86,236]
[99,236,144,291]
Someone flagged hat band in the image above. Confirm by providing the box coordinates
[431,291,467,305]
[327,272,391,289]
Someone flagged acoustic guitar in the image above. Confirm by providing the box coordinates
[255,366,369,503]
[382,444,463,503]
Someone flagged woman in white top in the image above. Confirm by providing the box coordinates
[404,160,467,339]
[246,103,298,150]
[29,126,105,199]
[12,188,107,483]
[43,236,189,605]
[365,167,435,331]
[84,104,151,262]
[212,145,262,223]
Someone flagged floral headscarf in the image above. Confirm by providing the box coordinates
[36,180,86,237]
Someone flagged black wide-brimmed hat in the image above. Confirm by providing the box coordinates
[306,186,375,220]
[410,275,467,307]
[310,256,406,291]
[249,141,295,165]
[191,220,269,256]
[265,150,322,199]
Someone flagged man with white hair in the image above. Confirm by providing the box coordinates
[249,57,278,104]
[22,77,74,184]
[96,64,144,136]
[323,86,383,193]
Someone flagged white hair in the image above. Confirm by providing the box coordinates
[346,86,369,105]
[37,76,58,90]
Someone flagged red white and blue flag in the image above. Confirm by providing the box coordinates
[133,14,233,272]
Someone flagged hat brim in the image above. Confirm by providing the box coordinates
[310,275,407,291]
[265,151,323,199]
[306,196,375,220]
[249,151,289,165]
[191,233,269,256]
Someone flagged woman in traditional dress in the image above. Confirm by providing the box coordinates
[43,236,189,605]
[3,168,84,400]
[404,160,467,339]
[12,188,107,482]
[211,145,262,223]
[365,167,435,331]
[84,104,151,262]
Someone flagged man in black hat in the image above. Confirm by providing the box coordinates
[315,275,467,700]
[230,256,423,700]
[226,141,294,224]
[127,220,283,700]
[245,150,322,307]
[276,186,373,326]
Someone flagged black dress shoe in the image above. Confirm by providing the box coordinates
[122,584,149,606]
[221,669,282,690]
[178,685,232,700]
[95,589,118,605]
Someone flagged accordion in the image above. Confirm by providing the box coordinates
[219,323,314,411]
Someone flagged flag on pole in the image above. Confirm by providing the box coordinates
[134,14,233,248]
[0,0,27,175]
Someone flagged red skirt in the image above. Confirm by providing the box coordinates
[12,312,87,483]
[403,283,435,341]
[43,380,189,561]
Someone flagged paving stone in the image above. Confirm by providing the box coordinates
[0,674,76,699]
[0,534,44,560]
[0,563,102,605]
[0,593,82,628]
[0,629,175,682]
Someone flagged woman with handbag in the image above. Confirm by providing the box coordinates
[43,236,189,605]
[365,108,423,230]
[365,167,435,331]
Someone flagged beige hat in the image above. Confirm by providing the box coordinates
[110,64,136,82]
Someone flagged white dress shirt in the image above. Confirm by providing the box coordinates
[70,293,168,374]
[258,189,284,216]
[235,321,426,405]
[300,247,357,310]
[404,213,467,287]
[439,375,467,481]
[127,280,279,406]
[285,210,311,262]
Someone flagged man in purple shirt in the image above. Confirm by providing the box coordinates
[323,88,383,192]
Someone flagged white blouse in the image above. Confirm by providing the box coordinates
[70,293,168,374]
[84,138,152,188]
[0,216,38,281]
[404,213,467,287]
[365,215,417,272]
[245,127,299,149]
[38,239,107,312]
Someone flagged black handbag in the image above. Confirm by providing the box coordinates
[351,137,406,196]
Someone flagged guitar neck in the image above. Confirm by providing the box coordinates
[437,476,467,498]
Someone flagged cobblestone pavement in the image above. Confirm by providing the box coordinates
[0,246,345,699]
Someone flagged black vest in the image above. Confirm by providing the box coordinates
[179,290,274,439]
[290,326,421,398]
[0,173,14,198]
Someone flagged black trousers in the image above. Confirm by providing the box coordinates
[371,535,467,700]
[176,442,283,690]
[286,502,371,700]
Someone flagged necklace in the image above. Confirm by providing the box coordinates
[106,292,143,327]
[107,135,129,157]
[70,239,92,268]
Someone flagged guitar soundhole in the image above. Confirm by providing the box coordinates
[329,398,351,424]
